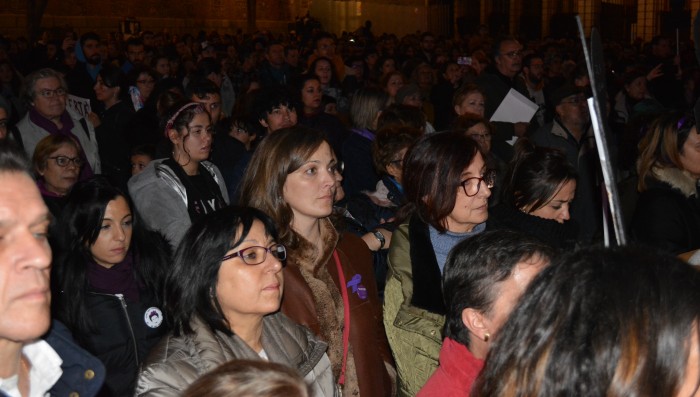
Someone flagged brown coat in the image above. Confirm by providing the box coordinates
[281,218,396,396]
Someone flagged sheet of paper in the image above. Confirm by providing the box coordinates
[489,88,538,124]
[66,95,92,120]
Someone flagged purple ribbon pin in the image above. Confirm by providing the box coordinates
[346,274,368,300]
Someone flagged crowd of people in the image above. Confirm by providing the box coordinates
[0,19,698,397]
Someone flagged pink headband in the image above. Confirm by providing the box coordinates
[164,102,204,136]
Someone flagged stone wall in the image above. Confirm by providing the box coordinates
[0,0,309,38]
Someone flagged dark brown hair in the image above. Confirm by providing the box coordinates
[238,126,330,249]
[401,130,481,232]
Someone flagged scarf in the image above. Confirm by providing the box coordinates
[87,250,140,303]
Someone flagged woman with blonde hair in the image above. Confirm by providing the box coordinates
[631,111,700,255]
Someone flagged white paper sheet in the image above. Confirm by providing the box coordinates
[489,88,538,124]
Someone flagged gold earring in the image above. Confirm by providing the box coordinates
[484,332,490,342]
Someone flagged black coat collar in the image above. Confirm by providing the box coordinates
[408,215,446,315]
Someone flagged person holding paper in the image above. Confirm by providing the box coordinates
[530,83,600,243]
[476,37,530,162]
[16,68,101,178]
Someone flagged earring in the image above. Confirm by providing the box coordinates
[484,332,490,342]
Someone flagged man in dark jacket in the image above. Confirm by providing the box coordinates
[476,36,529,161]
[65,32,102,111]
[0,143,104,396]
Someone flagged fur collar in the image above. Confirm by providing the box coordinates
[652,166,698,198]
[285,218,339,274]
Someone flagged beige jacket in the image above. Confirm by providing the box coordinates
[135,312,335,397]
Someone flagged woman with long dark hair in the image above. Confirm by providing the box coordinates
[488,140,578,249]
[128,101,228,249]
[472,246,700,397]
[90,64,134,188]
[52,177,170,397]
[296,73,347,159]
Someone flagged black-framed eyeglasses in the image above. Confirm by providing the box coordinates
[221,243,287,266]
[460,170,496,197]
[48,156,84,168]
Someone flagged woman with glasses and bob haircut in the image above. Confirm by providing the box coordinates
[17,68,100,178]
[488,139,578,249]
[632,111,700,255]
[136,206,335,397]
[52,176,170,397]
[238,126,395,397]
[472,246,700,397]
[384,130,493,396]
[32,134,83,217]
[129,101,228,249]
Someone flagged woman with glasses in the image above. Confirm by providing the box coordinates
[489,140,578,250]
[32,134,83,217]
[136,206,335,397]
[127,66,157,112]
[384,130,492,396]
[129,101,228,249]
[52,177,170,397]
[632,111,700,255]
[238,126,395,397]
[16,68,101,178]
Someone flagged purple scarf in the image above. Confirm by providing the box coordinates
[29,108,94,179]
[87,250,141,303]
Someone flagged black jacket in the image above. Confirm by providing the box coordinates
[631,167,700,255]
[76,289,167,397]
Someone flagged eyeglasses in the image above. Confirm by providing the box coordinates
[38,88,67,98]
[502,50,522,59]
[48,156,84,168]
[221,243,287,266]
[460,170,496,197]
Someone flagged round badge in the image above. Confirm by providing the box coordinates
[144,307,163,328]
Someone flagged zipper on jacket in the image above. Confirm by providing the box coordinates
[114,293,141,368]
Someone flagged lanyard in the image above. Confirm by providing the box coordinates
[333,249,351,390]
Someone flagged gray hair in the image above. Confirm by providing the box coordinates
[22,68,68,105]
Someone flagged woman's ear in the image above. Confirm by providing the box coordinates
[167,128,180,145]
[462,307,489,341]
